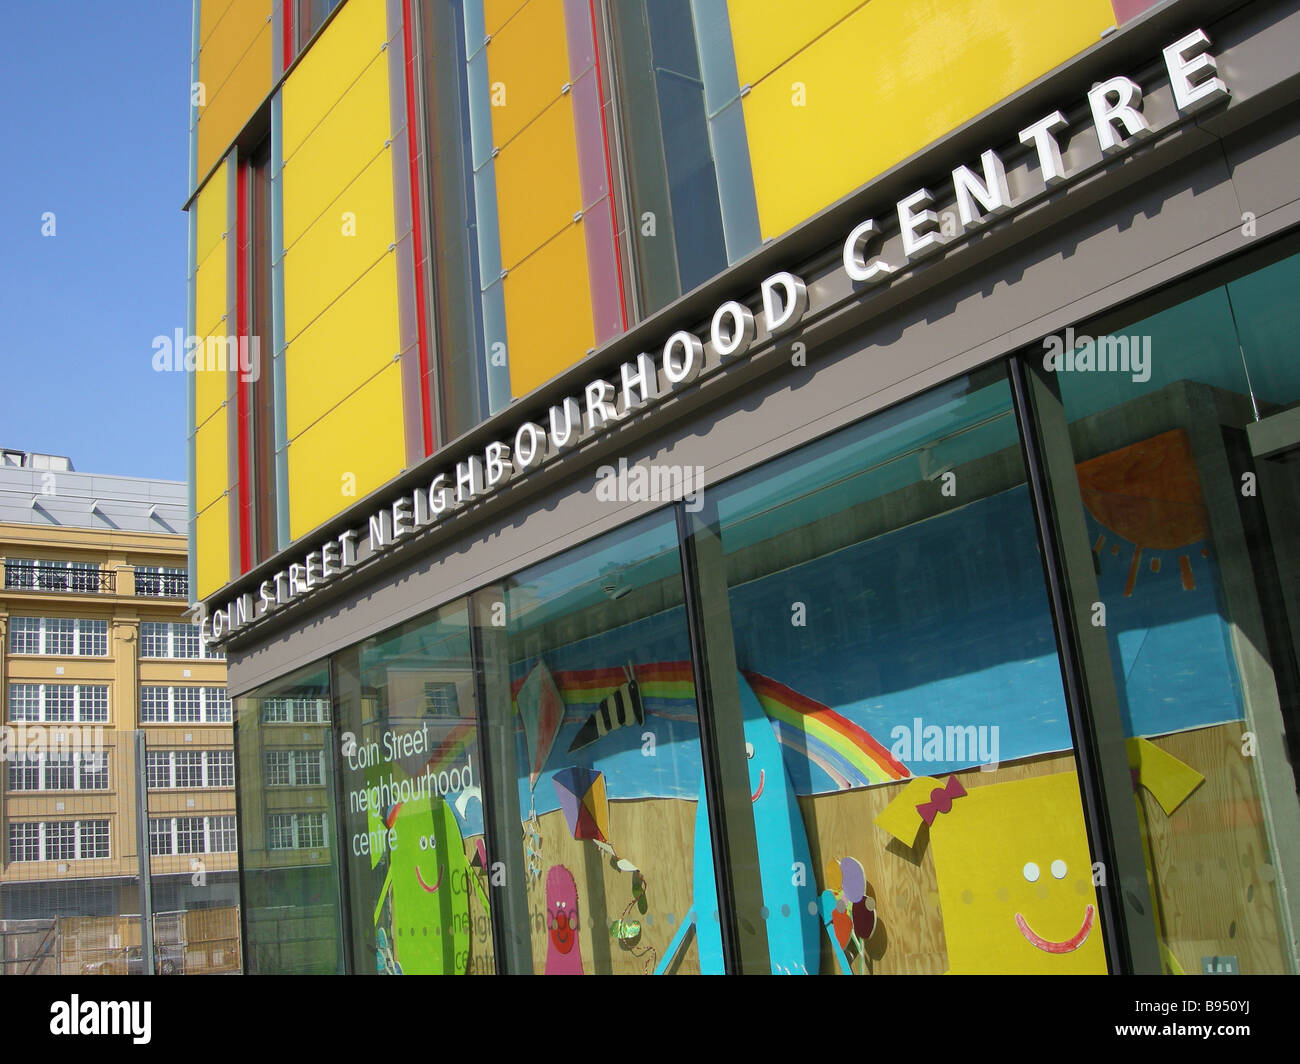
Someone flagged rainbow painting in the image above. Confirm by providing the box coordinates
[510,660,906,795]
[744,671,909,790]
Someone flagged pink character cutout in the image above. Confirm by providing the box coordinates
[545,865,583,975]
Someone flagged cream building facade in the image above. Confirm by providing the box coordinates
[0,450,235,950]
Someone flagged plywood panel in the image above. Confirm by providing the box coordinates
[1139,722,1289,974]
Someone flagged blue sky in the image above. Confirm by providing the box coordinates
[0,2,191,481]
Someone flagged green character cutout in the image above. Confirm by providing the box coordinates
[383,791,470,974]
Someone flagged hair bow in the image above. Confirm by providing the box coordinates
[916,775,967,825]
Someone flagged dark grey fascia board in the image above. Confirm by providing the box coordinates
[206,0,1298,630]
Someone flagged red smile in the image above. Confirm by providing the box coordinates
[415,863,444,894]
[550,914,575,954]
[751,769,765,803]
[1015,904,1095,954]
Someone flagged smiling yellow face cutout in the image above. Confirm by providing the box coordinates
[877,771,1107,974]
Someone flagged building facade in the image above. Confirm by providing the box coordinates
[191,0,1300,974]
[0,451,236,973]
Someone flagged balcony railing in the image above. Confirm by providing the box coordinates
[3,561,113,594]
[134,571,189,598]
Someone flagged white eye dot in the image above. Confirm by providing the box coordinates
[1023,862,1040,883]
[745,743,754,760]
[419,837,428,851]
[1051,859,1067,880]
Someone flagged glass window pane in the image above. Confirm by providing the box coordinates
[495,513,712,974]
[707,366,1105,974]
[1042,248,1300,974]
[335,599,497,975]
[235,661,343,974]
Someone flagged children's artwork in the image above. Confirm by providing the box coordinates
[1076,429,1244,738]
[517,659,564,792]
[552,766,610,844]
[568,663,644,753]
[745,672,909,791]
[545,865,584,975]
[820,856,878,975]
[877,772,1106,974]
[656,671,821,975]
[380,792,470,975]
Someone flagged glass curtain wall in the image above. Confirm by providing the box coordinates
[694,365,1109,974]
[1019,241,1300,975]
[229,245,1300,975]
[483,513,717,974]
[234,660,343,974]
[332,601,496,975]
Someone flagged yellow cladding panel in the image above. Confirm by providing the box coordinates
[739,0,1116,239]
[285,251,401,439]
[283,147,397,344]
[194,159,229,265]
[282,0,389,162]
[195,353,231,434]
[199,0,270,95]
[494,94,584,271]
[504,220,594,397]
[486,0,572,148]
[283,52,392,247]
[200,0,237,48]
[195,410,230,514]
[727,0,864,87]
[194,244,228,340]
[197,19,272,178]
[484,0,528,37]
[194,496,232,601]
[287,360,406,540]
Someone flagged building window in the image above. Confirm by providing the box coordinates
[149,818,174,856]
[79,821,109,859]
[148,815,237,856]
[134,566,188,598]
[7,617,108,656]
[264,749,321,786]
[140,621,223,660]
[209,815,237,852]
[261,697,330,724]
[7,756,41,791]
[266,812,326,850]
[174,751,204,789]
[6,684,110,724]
[145,750,235,790]
[8,823,41,862]
[46,822,77,861]
[3,559,105,593]
[138,686,229,724]
[7,752,109,792]
[423,681,459,717]
[79,752,108,790]
[8,820,110,862]
[44,754,75,791]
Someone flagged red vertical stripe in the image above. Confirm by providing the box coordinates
[282,0,295,70]
[589,0,628,331]
[401,0,435,456]
[235,162,253,573]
